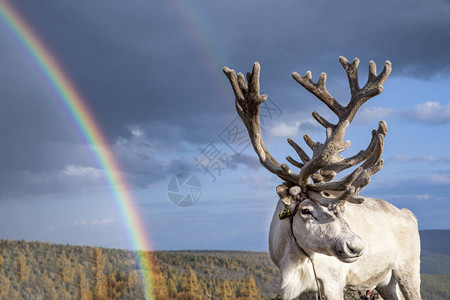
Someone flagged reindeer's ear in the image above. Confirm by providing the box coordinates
[277,184,302,206]
[276,185,291,206]
[289,186,301,197]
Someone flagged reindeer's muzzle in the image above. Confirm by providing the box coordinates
[335,235,365,263]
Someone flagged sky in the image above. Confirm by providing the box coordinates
[0,0,449,251]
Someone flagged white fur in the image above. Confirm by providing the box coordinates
[269,197,421,300]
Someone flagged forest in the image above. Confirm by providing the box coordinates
[0,238,449,299]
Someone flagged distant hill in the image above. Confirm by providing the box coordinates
[421,229,450,255]
[0,230,448,299]
[420,230,450,276]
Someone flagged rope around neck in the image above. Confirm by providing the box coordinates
[287,203,323,300]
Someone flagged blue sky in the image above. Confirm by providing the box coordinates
[0,0,449,251]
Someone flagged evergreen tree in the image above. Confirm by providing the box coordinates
[167,278,177,299]
[178,268,202,300]
[92,248,107,300]
[16,254,30,282]
[0,271,10,299]
[152,265,168,299]
[219,280,233,299]
[126,271,145,299]
[57,255,74,283]
[184,269,200,295]
[41,273,58,300]
[241,277,260,300]
[76,271,91,300]
[105,270,127,300]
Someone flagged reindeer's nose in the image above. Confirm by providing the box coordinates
[346,238,365,257]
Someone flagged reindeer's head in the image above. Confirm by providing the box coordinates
[223,56,391,263]
[277,184,366,262]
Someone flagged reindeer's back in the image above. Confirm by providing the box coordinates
[345,197,420,272]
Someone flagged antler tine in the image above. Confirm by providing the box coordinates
[353,159,384,192]
[306,121,386,203]
[307,132,384,190]
[312,111,335,130]
[342,58,392,123]
[286,156,304,169]
[223,63,299,184]
[306,184,358,210]
[308,167,363,192]
[287,138,310,164]
[339,56,360,96]
[365,60,392,96]
[318,120,388,180]
[286,138,311,169]
[350,132,385,194]
[292,71,345,117]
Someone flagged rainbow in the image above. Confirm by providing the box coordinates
[172,1,231,110]
[0,2,154,299]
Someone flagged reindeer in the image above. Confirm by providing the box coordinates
[223,57,421,300]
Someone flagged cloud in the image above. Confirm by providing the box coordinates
[73,218,114,226]
[385,194,432,202]
[269,120,321,137]
[239,174,278,191]
[230,154,260,171]
[130,126,144,138]
[112,127,197,188]
[403,102,450,124]
[426,173,450,185]
[16,165,109,197]
[270,122,300,137]
[391,155,449,164]
[63,165,103,179]
[43,225,56,232]
[73,220,89,226]
[91,218,115,226]
[353,107,394,123]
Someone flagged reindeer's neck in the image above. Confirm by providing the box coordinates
[278,236,318,299]
[270,201,319,298]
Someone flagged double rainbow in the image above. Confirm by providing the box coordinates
[0,2,154,299]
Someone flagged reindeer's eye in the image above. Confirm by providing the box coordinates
[322,192,331,197]
[301,209,311,215]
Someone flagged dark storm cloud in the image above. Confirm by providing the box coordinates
[2,0,450,198]
[10,0,450,141]
[11,0,233,140]
[111,128,199,189]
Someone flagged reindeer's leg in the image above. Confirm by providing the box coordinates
[322,282,345,300]
[393,262,421,300]
[375,271,403,300]
[376,279,402,300]
[297,292,318,300]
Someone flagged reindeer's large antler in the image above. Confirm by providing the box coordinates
[291,57,391,207]
[223,57,391,209]
[223,63,299,184]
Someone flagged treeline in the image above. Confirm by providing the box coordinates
[0,239,449,299]
[0,239,144,299]
[151,251,278,299]
[0,240,270,299]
